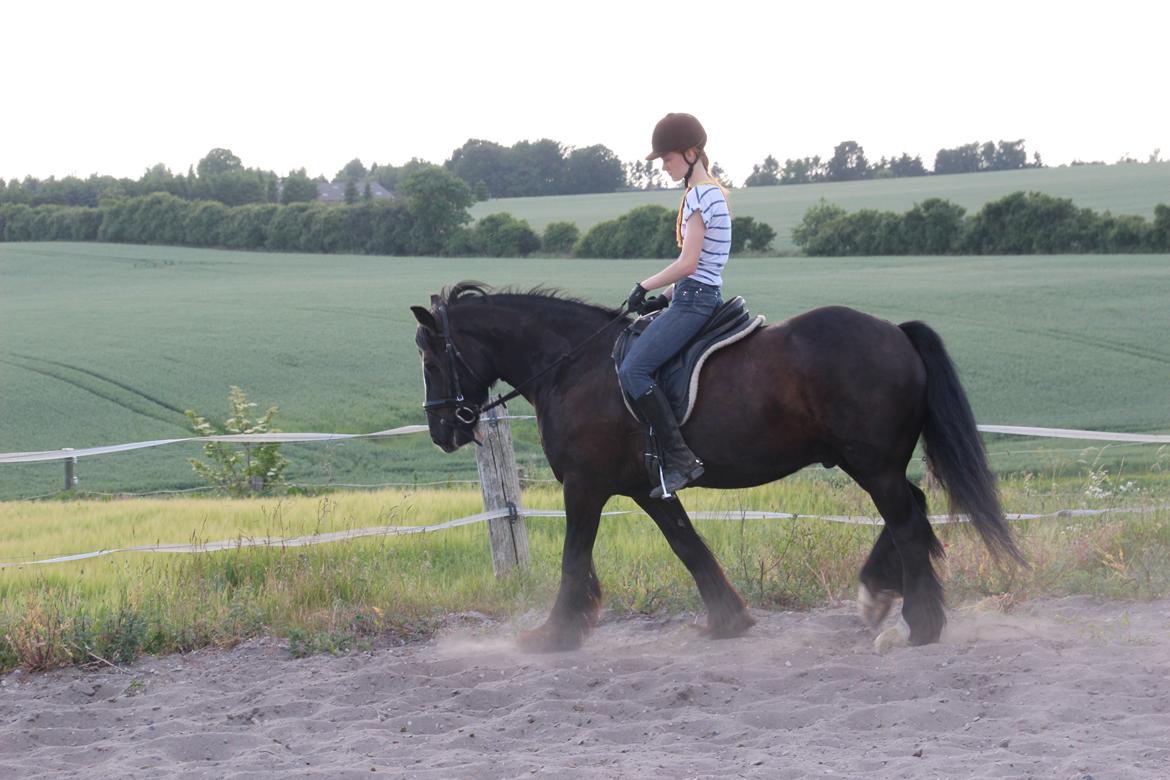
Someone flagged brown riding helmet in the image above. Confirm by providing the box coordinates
[645,113,707,161]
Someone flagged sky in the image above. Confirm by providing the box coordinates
[4,0,1169,187]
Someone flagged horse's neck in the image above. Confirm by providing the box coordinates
[470,304,614,407]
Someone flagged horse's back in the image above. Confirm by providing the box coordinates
[686,304,927,478]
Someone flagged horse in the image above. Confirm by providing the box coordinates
[410,282,1022,653]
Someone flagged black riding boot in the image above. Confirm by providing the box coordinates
[632,385,705,499]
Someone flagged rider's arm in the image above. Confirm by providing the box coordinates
[638,210,705,291]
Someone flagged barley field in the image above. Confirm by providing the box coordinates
[1,241,1168,498]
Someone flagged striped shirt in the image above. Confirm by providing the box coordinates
[681,183,732,286]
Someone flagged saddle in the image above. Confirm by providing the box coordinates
[612,296,765,425]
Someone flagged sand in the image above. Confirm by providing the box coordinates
[3,596,1170,779]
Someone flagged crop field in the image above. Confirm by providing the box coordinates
[471,161,1170,252]
[2,242,1169,499]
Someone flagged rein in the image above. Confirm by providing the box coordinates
[423,301,631,434]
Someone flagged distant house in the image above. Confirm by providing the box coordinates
[316,181,394,203]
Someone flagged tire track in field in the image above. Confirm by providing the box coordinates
[898,307,1170,367]
[8,353,187,414]
[0,357,186,429]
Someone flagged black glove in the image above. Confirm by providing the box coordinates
[626,283,648,312]
[639,295,669,315]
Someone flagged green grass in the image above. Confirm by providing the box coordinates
[2,242,1169,498]
[472,161,1170,252]
[3,473,1169,672]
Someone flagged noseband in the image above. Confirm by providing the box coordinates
[422,304,492,432]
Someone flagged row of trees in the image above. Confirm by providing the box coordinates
[0,182,778,260]
[0,167,476,256]
[745,140,1043,186]
[792,194,1170,255]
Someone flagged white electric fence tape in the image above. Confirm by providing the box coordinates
[3,504,1166,569]
[1,421,1166,465]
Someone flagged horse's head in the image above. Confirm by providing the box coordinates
[411,295,495,452]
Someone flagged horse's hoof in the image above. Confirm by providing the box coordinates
[858,584,896,629]
[874,619,911,654]
[517,621,586,653]
[695,610,757,639]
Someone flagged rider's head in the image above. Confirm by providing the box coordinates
[646,113,709,187]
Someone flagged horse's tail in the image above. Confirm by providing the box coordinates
[899,321,1025,565]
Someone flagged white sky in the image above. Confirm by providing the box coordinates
[4,0,1168,186]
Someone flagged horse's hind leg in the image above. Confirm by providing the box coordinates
[860,475,945,646]
[634,495,755,638]
[857,483,927,628]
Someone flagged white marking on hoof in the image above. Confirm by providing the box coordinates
[858,584,895,628]
[874,618,911,654]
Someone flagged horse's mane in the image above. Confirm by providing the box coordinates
[439,281,626,320]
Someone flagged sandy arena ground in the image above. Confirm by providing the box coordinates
[3,596,1170,779]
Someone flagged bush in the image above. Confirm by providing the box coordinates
[221,204,278,250]
[899,198,966,254]
[791,200,847,253]
[542,221,579,254]
[964,192,1101,254]
[575,205,675,258]
[184,200,230,246]
[731,216,777,252]
[472,212,541,257]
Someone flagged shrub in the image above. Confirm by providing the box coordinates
[899,198,966,254]
[731,216,777,253]
[542,221,579,255]
[184,200,230,246]
[472,212,541,257]
[185,386,287,496]
[964,191,1101,254]
[575,205,675,258]
[221,204,278,249]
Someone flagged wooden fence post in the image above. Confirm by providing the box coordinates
[63,448,76,492]
[475,405,530,577]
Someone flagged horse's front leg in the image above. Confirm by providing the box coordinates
[518,478,607,653]
[634,495,756,638]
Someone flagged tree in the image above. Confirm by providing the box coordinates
[826,141,868,181]
[563,145,625,194]
[624,160,664,190]
[934,142,981,175]
[281,168,318,204]
[344,181,358,205]
[196,148,243,178]
[446,139,510,197]
[780,156,824,184]
[399,166,474,254]
[744,155,781,187]
[336,158,368,182]
[889,153,927,177]
[710,162,734,189]
[185,386,287,496]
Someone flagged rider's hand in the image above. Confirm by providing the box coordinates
[626,283,648,312]
[639,295,669,315]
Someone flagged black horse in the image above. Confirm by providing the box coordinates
[411,282,1022,652]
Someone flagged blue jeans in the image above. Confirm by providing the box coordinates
[618,278,722,397]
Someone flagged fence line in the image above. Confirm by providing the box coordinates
[3,503,1166,570]
[2,421,1166,466]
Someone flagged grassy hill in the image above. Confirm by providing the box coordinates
[2,242,1168,499]
[471,162,1170,252]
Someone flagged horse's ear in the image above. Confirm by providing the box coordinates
[411,306,438,331]
[429,294,442,307]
